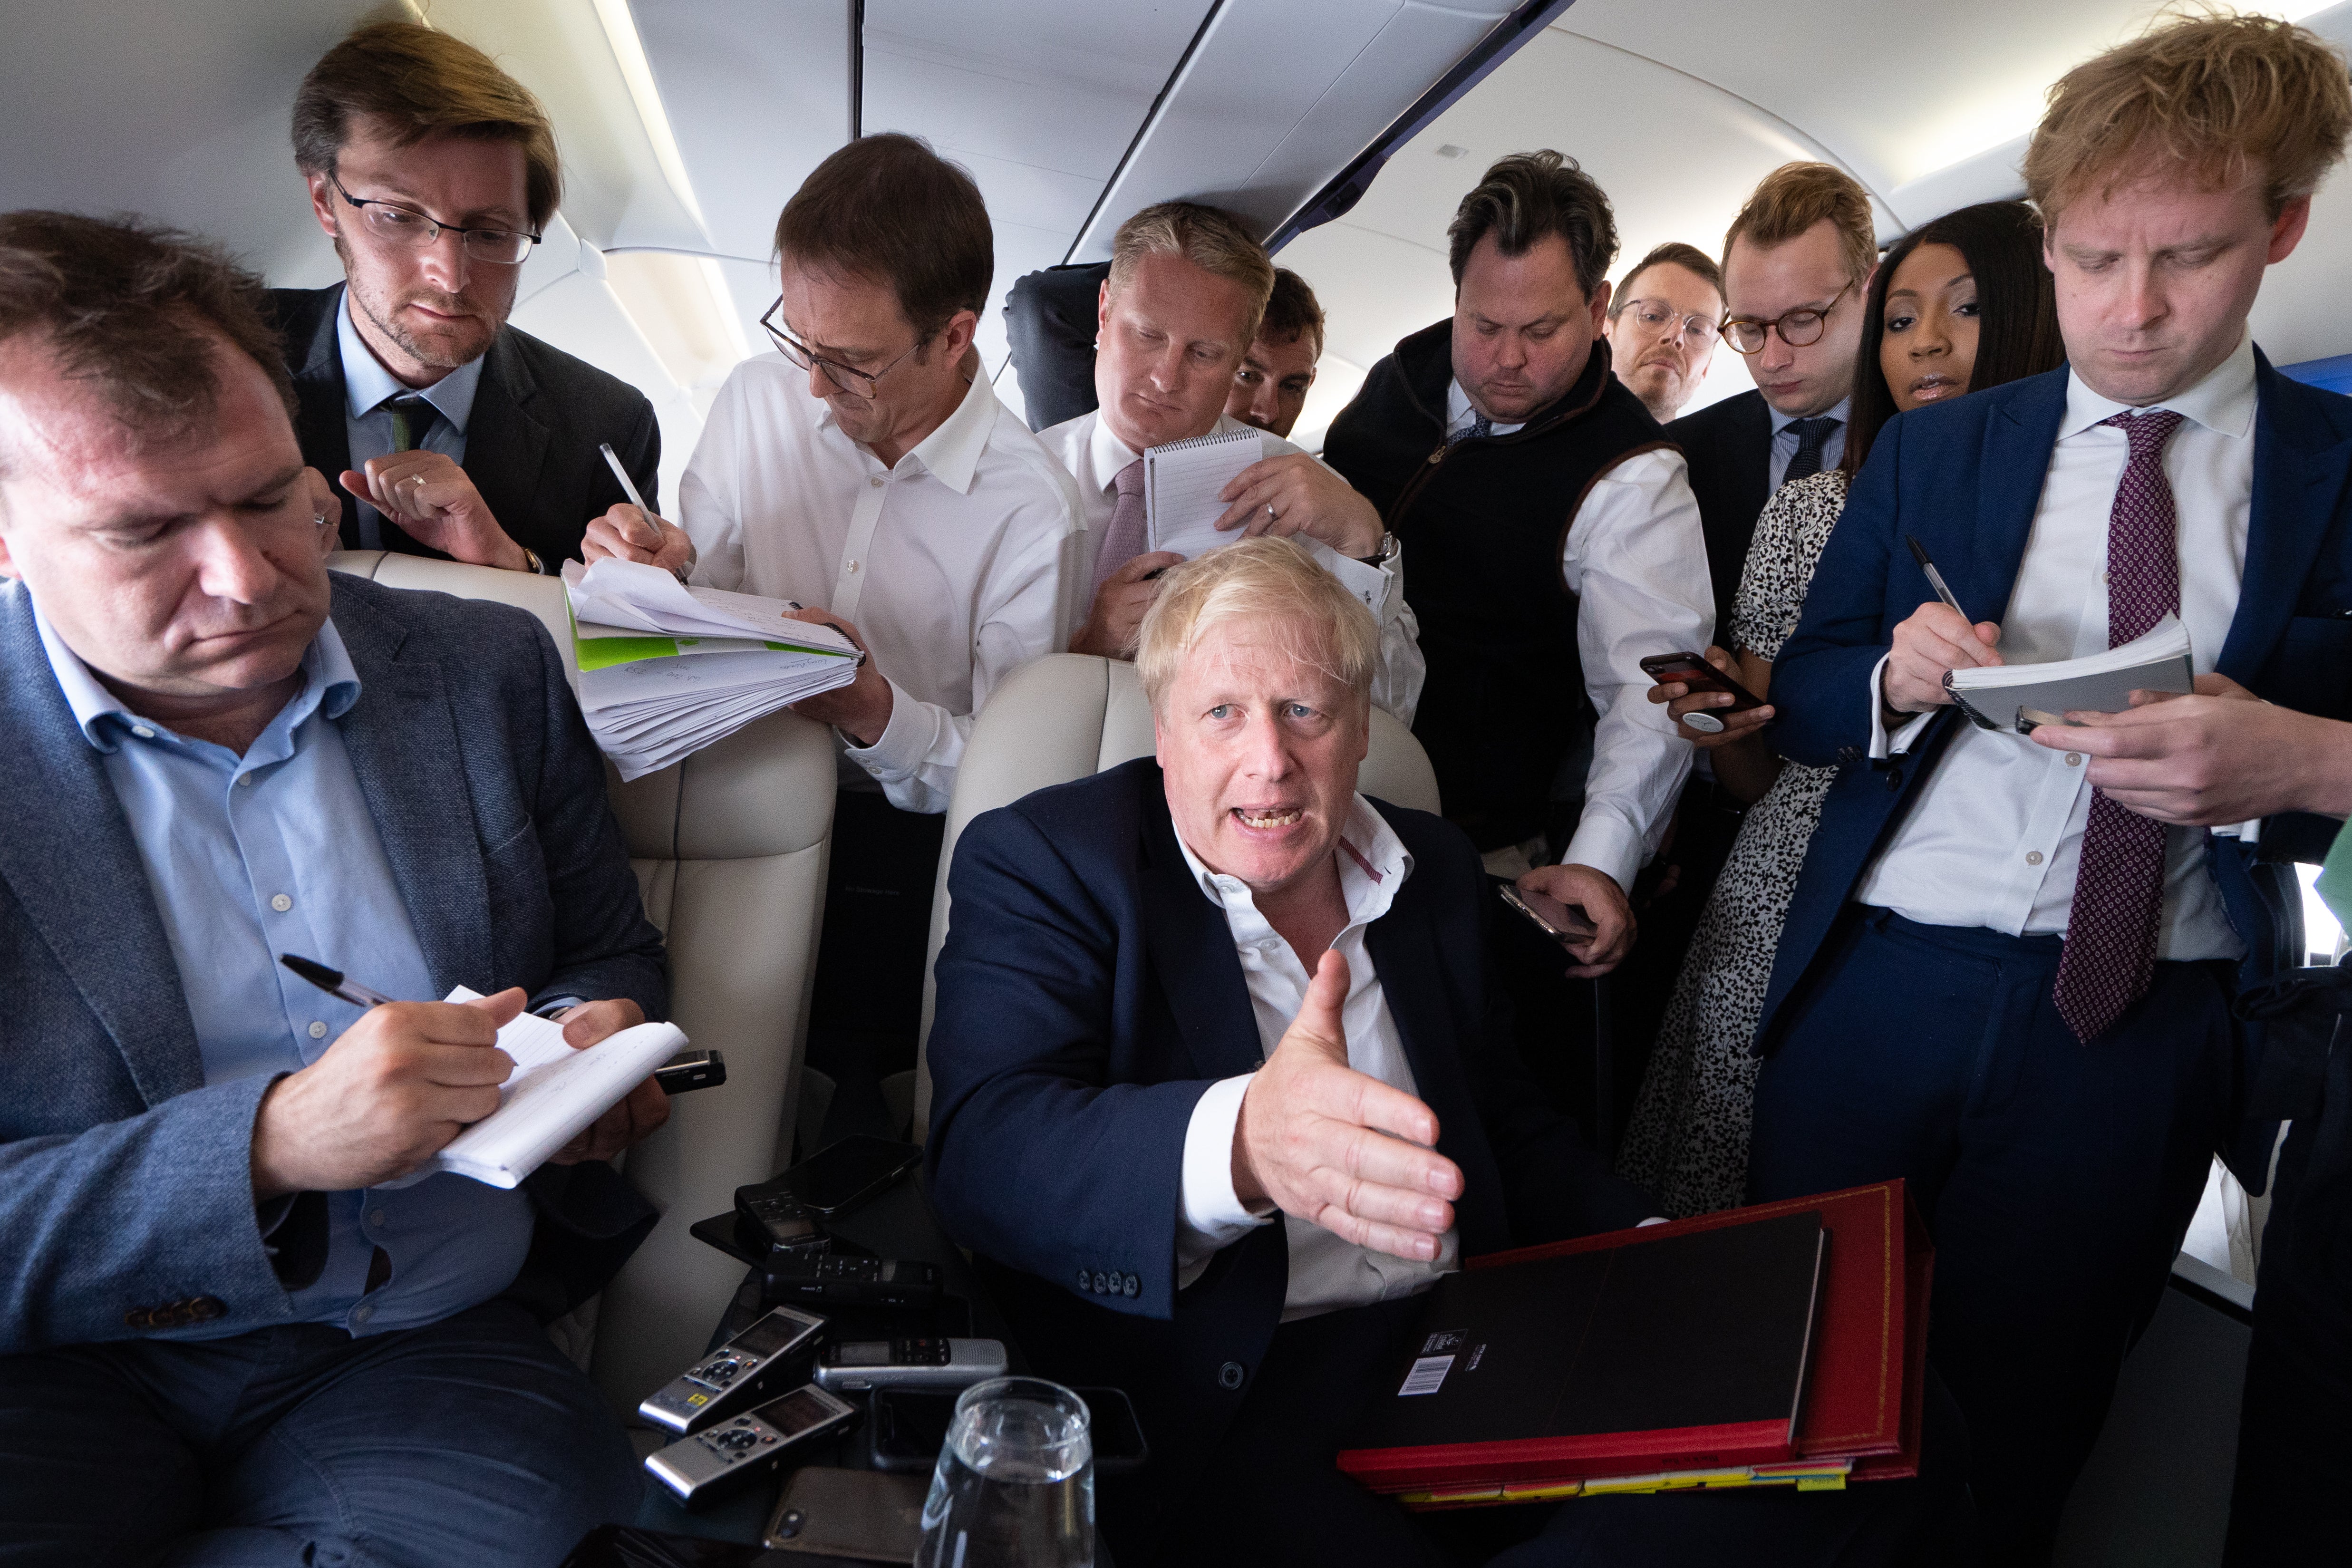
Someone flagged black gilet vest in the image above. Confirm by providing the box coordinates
[1323,324,1669,851]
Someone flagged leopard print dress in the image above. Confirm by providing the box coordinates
[1615,469,1849,1216]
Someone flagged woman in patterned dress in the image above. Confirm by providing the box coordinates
[1618,201,2065,1214]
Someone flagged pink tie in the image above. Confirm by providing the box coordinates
[2052,408,2187,1044]
[1090,458,1148,598]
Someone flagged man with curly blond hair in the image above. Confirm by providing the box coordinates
[1754,12,2352,1562]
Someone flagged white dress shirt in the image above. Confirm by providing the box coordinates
[1040,410,1426,726]
[679,356,1084,814]
[1860,334,2257,959]
[337,290,484,552]
[1768,395,1851,492]
[1445,379,1714,892]
[1171,796,1459,1321]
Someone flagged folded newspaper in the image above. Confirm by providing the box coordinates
[562,559,861,781]
[1943,613,2193,733]
[378,987,688,1190]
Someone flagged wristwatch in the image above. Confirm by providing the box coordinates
[1356,532,1398,569]
[518,546,546,575]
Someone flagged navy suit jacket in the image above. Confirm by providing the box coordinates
[266,285,660,569]
[925,758,1650,1512]
[0,573,669,1355]
[1762,353,2352,1119]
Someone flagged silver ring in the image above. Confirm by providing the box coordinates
[312,515,330,527]
[1266,503,1279,523]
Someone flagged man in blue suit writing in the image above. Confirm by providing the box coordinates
[0,213,672,1566]
[1752,15,2352,1563]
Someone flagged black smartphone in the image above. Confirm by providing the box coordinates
[1638,650,1766,735]
[1499,883,1598,947]
[869,1385,1148,1476]
[780,1135,924,1219]
[654,1050,726,1094]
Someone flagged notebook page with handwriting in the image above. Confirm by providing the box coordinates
[1145,428,1266,560]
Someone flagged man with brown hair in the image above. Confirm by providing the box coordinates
[1604,241,1724,423]
[1322,151,1712,985]
[1670,162,1877,643]
[270,20,659,573]
[0,213,667,1566]
[1755,15,2352,1561]
[1225,266,1326,438]
[589,132,1080,1135]
[1041,202,1422,724]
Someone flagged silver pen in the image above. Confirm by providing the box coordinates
[1905,535,1967,619]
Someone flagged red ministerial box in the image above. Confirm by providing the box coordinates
[1336,1180,1930,1495]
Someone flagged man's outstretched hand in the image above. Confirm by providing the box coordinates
[1231,949,1461,1262]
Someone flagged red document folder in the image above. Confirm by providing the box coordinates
[1336,1180,1931,1499]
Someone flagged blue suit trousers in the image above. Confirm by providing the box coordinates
[0,1299,639,1568]
[1749,907,2236,1565]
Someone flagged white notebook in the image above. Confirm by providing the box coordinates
[377,988,688,1191]
[1145,427,1266,560]
[1944,614,2195,733]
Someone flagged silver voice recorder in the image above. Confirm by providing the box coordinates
[811,1336,1008,1393]
[643,1384,858,1506]
[637,1304,826,1435]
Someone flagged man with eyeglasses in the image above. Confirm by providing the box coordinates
[265,22,659,574]
[1602,242,1724,423]
[1665,163,1877,647]
[584,133,1080,1138]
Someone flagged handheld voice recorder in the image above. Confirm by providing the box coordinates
[637,1304,827,1435]
[811,1337,1008,1393]
[643,1384,858,1506]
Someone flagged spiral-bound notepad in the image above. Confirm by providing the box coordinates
[376,987,688,1190]
[1145,427,1266,560]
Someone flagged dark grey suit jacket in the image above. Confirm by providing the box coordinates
[267,284,660,568]
[1664,387,1772,648]
[0,573,668,1354]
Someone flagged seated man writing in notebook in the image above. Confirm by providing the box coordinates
[925,538,1964,1568]
[0,213,671,1568]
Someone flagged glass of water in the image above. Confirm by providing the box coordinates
[916,1375,1094,1568]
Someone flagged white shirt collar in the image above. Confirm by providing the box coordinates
[1444,378,1525,438]
[336,286,484,433]
[1173,792,1415,934]
[2059,329,2258,443]
[1769,395,1851,436]
[1085,408,1259,494]
[812,368,999,494]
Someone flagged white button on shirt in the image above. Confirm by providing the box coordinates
[1442,380,1714,892]
[678,356,1085,814]
[1040,410,1428,728]
[1172,797,1459,1322]
[1861,335,2257,959]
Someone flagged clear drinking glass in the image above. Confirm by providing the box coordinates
[915,1375,1094,1568]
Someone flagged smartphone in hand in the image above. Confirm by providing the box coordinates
[1500,883,1598,948]
[1638,650,1766,734]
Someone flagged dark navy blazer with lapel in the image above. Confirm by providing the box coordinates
[925,758,1651,1514]
[1761,352,2352,1095]
[0,573,668,1355]
[265,285,660,569]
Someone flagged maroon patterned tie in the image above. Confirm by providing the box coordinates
[2052,408,2187,1043]
[1089,457,1148,598]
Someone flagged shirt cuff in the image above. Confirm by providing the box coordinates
[1562,816,1645,895]
[1319,545,1393,619]
[1868,653,1934,758]
[842,677,925,781]
[1177,1074,1273,1281]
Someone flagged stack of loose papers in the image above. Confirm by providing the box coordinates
[563,559,861,781]
[380,987,688,1190]
[1943,613,2194,734]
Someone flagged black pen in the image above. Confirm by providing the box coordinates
[280,953,397,1009]
[1905,535,1967,619]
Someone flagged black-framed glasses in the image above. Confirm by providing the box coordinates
[1720,279,1856,356]
[1612,297,1721,348]
[332,176,541,265]
[760,298,928,398]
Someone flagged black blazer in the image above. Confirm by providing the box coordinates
[266,285,660,568]
[1665,387,1773,648]
[924,759,1652,1528]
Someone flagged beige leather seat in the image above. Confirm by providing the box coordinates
[328,552,834,1412]
[910,652,1441,1134]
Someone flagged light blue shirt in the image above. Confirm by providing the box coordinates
[1767,395,1850,491]
[339,287,484,552]
[33,599,534,1336]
